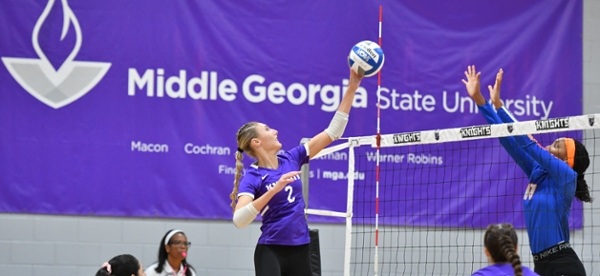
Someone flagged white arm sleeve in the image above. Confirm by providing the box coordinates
[304,143,310,157]
[324,111,349,140]
[233,202,259,228]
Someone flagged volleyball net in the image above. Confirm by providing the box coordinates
[306,113,600,276]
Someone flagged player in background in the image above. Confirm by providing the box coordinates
[96,254,146,276]
[472,223,538,276]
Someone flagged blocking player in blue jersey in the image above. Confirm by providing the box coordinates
[472,223,538,276]
[462,65,592,276]
[229,69,363,276]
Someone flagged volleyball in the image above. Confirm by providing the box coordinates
[348,40,385,77]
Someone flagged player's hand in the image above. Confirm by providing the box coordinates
[461,65,486,105]
[488,69,503,110]
[273,171,302,192]
[349,68,363,88]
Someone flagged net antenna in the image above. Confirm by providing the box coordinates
[374,5,383,276]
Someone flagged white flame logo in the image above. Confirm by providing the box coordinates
[2,0,111,109]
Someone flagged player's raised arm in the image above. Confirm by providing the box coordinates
[307,69,363,159]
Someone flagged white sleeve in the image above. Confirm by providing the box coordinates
[304,143,310,157]
[144,263,159,276]
[232,202,259,228]
[324,111,349,140]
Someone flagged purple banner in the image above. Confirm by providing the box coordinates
[0,0,582,227]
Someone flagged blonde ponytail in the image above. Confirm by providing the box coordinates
[230,122,259,212]
[230,150,245,212]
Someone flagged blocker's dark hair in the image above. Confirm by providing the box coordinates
[572,139,592,203]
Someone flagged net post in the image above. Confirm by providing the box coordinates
[300,138,322,276]
[344,138,358,276]
[300,137,311,217]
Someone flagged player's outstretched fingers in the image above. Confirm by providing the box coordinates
[274,171,302,191]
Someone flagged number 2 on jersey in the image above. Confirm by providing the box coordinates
[284,186,295,203]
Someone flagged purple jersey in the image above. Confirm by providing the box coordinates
[472,263,539,276]
[237,145,310,245]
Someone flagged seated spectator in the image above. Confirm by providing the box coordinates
[145,229,196,276]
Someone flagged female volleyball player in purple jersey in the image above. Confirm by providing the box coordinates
[462,65,592,276]
[472,223,538,276]
[229,69,363,276]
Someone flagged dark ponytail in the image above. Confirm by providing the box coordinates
[484,223,523,276]
[499,234,523,276]
[96,268,111,276]
[573,140,593,203]
[95,254,140,276]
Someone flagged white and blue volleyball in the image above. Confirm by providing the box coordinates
[348,40,385,77]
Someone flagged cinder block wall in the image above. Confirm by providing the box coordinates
[0,215,348,276]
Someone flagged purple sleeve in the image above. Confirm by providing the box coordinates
[237,174,260,199]
[523,266,541,276]
[470,269,485,276]
[284,145,309,166]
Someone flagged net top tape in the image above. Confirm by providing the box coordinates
[312,113,600,159]
[353,113,600,148]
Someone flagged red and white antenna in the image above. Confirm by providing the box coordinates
[374,5,382,276]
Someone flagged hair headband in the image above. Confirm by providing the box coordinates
[564,138,575,168]
[164,229,183,246]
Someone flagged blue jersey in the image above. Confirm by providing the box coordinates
[237,145,310,246]
[472,263,539,276]
[478,104,578,253]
